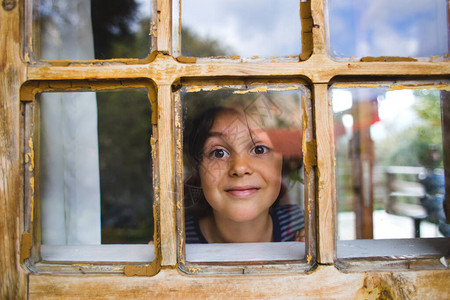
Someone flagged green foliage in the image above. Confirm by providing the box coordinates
[91,0,142,59]
[377,89,443,169]
[97,90,154,244]
[181,27,231,57]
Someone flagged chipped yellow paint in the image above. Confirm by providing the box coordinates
[360,56,417,62]
[333,83,386,89]
[150,137,157,147]
[389,83,450,91]
[29,178,34,220]
[176,56,197,64]
[187,267,201,273]
[307,253,312,265]
[20,232,33,262]
[302,96,317,175]
[72,264,93,267]
[149,21,157,37]
[333,82,450,91]
[233,86,299,94]
[27,138,34,172]
[185,86,222,93]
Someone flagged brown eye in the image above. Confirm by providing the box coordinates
[211,149,229,159]
[252,145,269,155]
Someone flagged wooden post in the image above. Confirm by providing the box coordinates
[157,84,177,266]
[441,91,450,224]
[0,1,28,298]
[350,90,374,239]
[314,83,335,264]
[156,0,172,53]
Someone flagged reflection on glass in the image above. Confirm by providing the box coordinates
[40,90,153,245]
[333,84,449,241]
[32,0,152,60]
[182,85,306,247]
[327,0,449,59]
[181,0,301,59]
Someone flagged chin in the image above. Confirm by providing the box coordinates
[226,208,266,223]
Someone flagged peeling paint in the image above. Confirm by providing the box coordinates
[389,83,450,91]
[176,56,196,64]
[187,267,201,274]
[27,137,34,171]
[333,82,450,91]
[302,98,317,174]
[20,232,32,262]
[185,86,222,93]
[233,86,298,94]
[360,56,417,62]
[124,256,161,276]
[300,0,313,60]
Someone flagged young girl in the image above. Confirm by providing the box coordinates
[185,105,304,243]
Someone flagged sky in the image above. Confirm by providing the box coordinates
[181,0,301,58]
[327,0,449,59]
[136,0,449,59]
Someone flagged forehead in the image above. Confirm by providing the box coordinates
[210,109,263,133]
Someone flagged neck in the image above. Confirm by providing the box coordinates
[200,212,273,243]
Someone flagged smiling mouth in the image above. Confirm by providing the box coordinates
[225,186,260,198]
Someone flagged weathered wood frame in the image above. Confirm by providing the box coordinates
[1,0,450,298]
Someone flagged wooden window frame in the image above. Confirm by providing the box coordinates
[1,0,449,298]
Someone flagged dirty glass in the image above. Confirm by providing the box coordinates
[30,0,153,60]
[326,0,449,60]
[39,89,154,249]
[332,83,449,244]
[182,84,309,261]
[180,0,301,60]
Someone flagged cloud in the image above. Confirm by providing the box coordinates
[328,0,448,58]
[181,0,301,57]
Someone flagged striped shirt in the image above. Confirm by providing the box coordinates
[185,204,305,243]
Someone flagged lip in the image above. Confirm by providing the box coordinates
[225,186,260,198]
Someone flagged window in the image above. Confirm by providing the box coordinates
[332,81,449,270]
[177,81,315,273]
[179,0,301,61]
[21,81,158,274]
[3,0,446,297]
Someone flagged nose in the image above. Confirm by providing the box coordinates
[228,153,253,177]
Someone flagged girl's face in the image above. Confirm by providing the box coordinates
[199,109,283,223]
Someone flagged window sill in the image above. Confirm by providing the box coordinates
[336,238,449,272]
[41,244,155,263]
[186,241,305,263]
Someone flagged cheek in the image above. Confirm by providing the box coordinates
[265,155,283,190]
[267,154,283,178]
[199,160,222,193]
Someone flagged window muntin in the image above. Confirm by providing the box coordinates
[179,0,302,61]
[332,81,449,260]
[326,0,449,61]
[14,0,448,280]
[177,82,315,272]
[27,0,154,61]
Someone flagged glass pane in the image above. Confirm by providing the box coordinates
[327,0,449,60]
[32,0,153,60]
[332,83,449,243]
[181,0,301,60]
[182,84,307,257]
[39,89,154,246]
